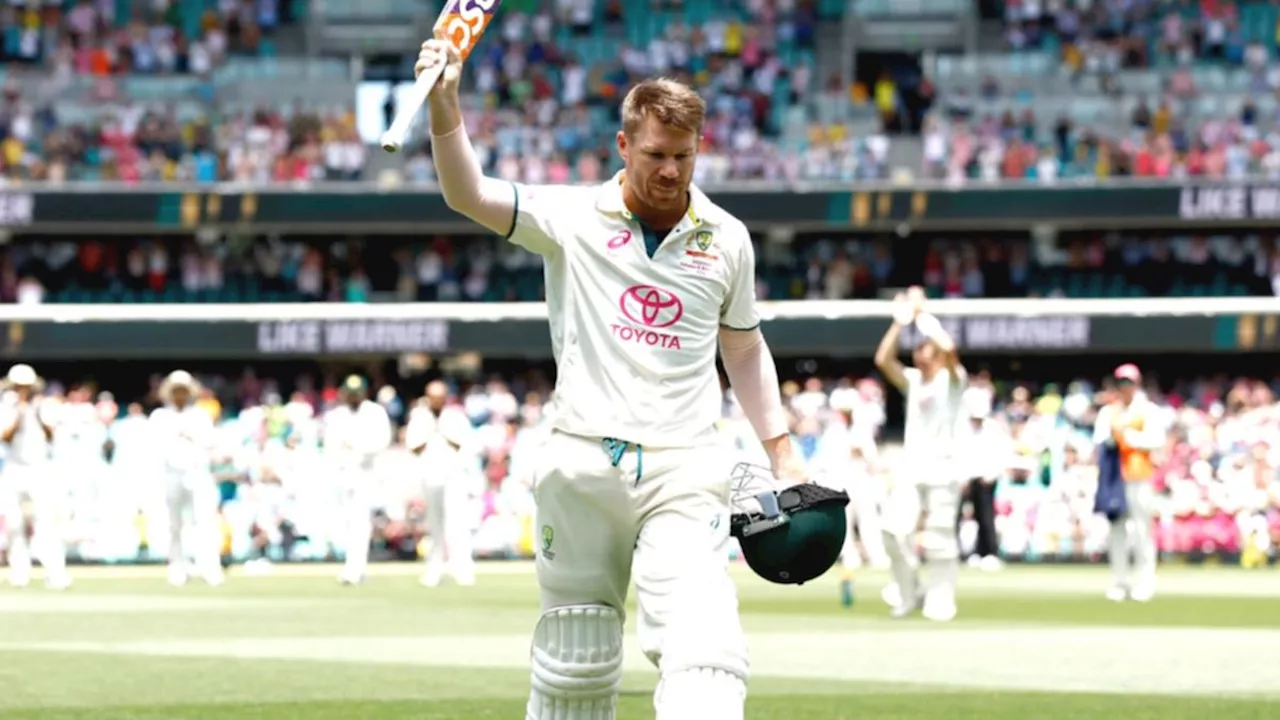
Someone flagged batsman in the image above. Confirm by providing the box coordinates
[415,22,808,720]
[874,288,968,622]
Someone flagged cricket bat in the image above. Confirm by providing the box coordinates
[380,0,501,153]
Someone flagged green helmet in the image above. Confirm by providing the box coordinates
[729,462,850,586]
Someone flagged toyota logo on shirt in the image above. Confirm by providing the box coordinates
[613,285,685,350]
[619,285,684,328]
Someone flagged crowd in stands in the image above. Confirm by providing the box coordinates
[0,0,893,184]
[5,230,1277,305]
[1,0,289,71]
[3,363,1276,567]
[923,1,1280,181]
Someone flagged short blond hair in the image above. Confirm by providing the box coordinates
[621,78,706,136]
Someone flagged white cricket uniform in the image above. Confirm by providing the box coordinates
[820,423,888,569]
[151,403,222,583]
[510,174,756,715]
[323,400,391,581]
[883,365,968,611]
[407,404,478,584]
[0,399,69,587]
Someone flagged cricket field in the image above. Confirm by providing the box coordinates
[1,561,1278,719]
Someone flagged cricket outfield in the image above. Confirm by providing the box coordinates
[0,562,1277,719]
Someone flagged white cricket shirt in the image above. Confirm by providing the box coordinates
[149,404,215,473]
[1,401,53,467]
[901,366,968,459]
[508,172,760,448]
[405,403,474,484]
[323,400,392,471]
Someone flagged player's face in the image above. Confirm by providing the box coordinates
[1116,379,1137,403]
[913,340,939,371]
[618,116,699,214]
[171,387,191,407]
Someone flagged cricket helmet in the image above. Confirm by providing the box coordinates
[729,462,850,585]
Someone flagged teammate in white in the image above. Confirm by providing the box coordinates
[874,288,968,622]
[408,380,479,588]
[822,408,887,572]
[418,33,804,720]
[324,375,392,586]
[152,370,224,588]
[0,364,71,590]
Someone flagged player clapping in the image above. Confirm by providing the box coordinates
[0,364,71,590]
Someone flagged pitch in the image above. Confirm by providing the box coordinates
[0,563,1277,719]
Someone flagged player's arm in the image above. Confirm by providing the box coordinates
[419,35,562,258]
[716,228,801,481]
[874,292,914,393]
[909,287,964,382]
[405,414,428,456]
[35,401,56,441]
[0,407,18,443]
[1091,404,1116,456]
[360,405,394,456]
[1121,405,1166,451]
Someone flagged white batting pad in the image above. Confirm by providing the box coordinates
[525,605,624,720]
[654,667,746,720]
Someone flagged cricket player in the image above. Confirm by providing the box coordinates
[323,375,392,586]
[418,35,805,720]
[874,289,967,622]
[152,370,223,587]
[827,410,888,571]
[1093,363,1164,602]
[407,380,478,587]
[0,364,71,590]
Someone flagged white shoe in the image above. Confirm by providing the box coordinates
[454,573,476,587]
[1105,585,1127,603]
[167,565,189,587]
[243,558,273,577]
[966,555,983,569]
[922,590,957,622]
[1129,586,1154,603]
[9,576,30,589]
[45,575,73,591]
[203,571,225,588]
[881,583,902,608]
[338,572,364,586]
[419,570,442,588]
[922,601,957,622]
[979,555,1004,572]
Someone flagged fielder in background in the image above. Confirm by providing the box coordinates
[874,288,968,622]
[0,364,71,590]
[959,388,1004,571]
[324,375,392,586]
[1094,363,1164,603]
[152,370,224,588]
[408,380,478,587]
[417,33,805,720]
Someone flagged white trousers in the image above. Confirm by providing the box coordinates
[1109,480,1157,592]
[840,470,888,568]
[338,472,374,579]
[0,463,68,585]
[424,480,474,582]
[532,431,749,690]
[882,464,962,607]
[165,470,222,579]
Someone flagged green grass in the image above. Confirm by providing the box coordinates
[0,563,1278,718]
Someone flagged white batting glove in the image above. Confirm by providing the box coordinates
[891,293,914,326]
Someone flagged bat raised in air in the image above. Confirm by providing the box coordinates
[380,0,501,153]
